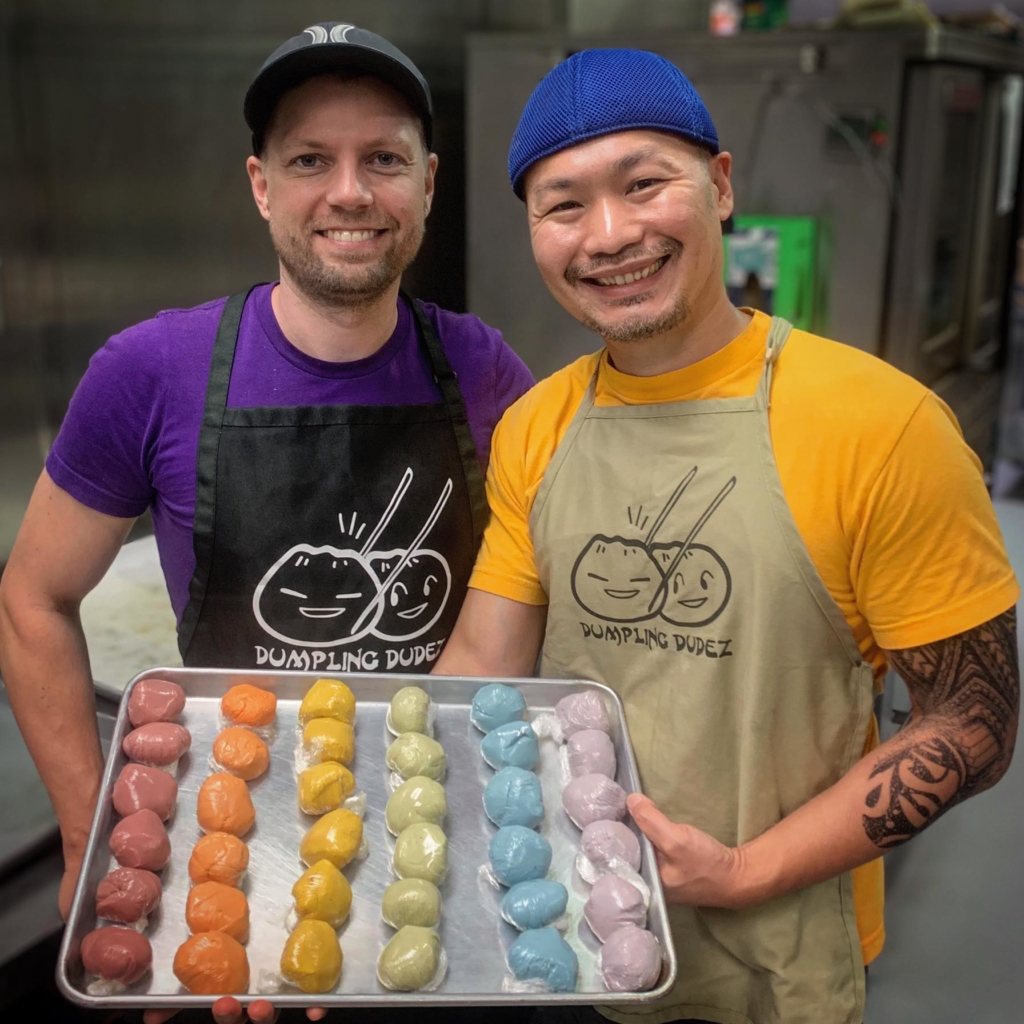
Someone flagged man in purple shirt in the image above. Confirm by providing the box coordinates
[0,19,533,977]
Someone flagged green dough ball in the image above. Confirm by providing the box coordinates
[389,687,431,735]
[381,878,442,929]
[393,823,448,885]
[386,776,447,835]
[377,925,442,991]
[386,733,447,781]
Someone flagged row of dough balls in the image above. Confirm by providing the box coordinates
[378,686,448,991]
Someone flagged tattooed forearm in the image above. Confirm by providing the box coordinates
[864,607,1019,850]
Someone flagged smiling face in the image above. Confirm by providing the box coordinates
[571,536,663,622]
[651,543,731,627]
[253,544,382,646]
[369,549,451,641]
[523,130,734,346]
[247,74,437,308]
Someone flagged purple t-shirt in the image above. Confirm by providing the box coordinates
[47,284,534,623]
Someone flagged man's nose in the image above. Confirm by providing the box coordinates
[582,196,644,259]
[323,161,373,210]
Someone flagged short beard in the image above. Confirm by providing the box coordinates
[271,215,424,310]
[577,290,692,343]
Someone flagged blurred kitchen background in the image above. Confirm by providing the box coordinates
[2,0,1024,1019]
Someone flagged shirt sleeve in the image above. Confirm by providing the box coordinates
[45,327,163,518]
[852,392,1019,651]
[469,408,549,606]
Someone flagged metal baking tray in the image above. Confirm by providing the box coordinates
[58,669,678,1008]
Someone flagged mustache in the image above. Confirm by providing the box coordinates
[310,213,401,232]
[565,240,683,285]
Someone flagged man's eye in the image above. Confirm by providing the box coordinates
[294,154,322,169]
[374,152,401,167]
[546,200,581,215]
[630,178,660,192]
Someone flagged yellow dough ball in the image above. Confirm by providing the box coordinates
[292,860,352,928]
[298,762,356,816]
[300,808,364,870]
[299,679,356,726]
[280,919,342,994]
[302,718,355,766]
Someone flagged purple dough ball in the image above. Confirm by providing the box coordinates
[580,820,642,873]
[584,874,647,942]
[600,924,662,992]
[562,773,627,829]
[555,692,610,738]
[567,730,616,778]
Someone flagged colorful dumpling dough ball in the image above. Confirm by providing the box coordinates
[112,763,178,821]
[122,722,191,768]
[600,924,662,992]
[555,691,610,738]
[385,776,447,835]
[300,808,364,870]
[567,729,616,779]
[188,832,249,887]
[128,678,186,727]
[81,926,152,986]
[481,720,540,771]
[213,727,269,781]
[173,932,249,995]
[381,878,442,929]
[562,773,627,829]
[489,826,552,886]
[197,773,256,837]
[388,685,432,734]
[302,718,355,766]
[95,867,162,926]
[584,874,647,941]
[280,919,343,994]
[220,683,277,728]
[393,823,448,885]
[377,925,442,991]
[507,927,578,993]
[484,767,544,828]
[299,678,356,726]
[501,880,569,931]
[298,761,356,815]
[292,860,352,928]
[471,683,526,733]
[580,820,642,874]
[386,732,446,781]
[186,881,250,942]
[109,809,171,871]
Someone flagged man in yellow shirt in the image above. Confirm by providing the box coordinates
[436,49,1020,1024]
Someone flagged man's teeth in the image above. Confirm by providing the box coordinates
[595,256,666,286]
[325,229,380,242]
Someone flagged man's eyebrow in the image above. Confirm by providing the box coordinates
[279,135,416,152]
[530,145,679,201]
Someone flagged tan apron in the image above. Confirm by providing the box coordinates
[531,319,875,1024]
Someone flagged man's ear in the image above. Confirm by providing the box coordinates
[709,151,734,222]
[247,155,271,222]
[424,151,439,218]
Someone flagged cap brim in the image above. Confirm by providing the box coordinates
[244,43,432,149]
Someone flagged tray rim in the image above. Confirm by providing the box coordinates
[57,666,679,1008]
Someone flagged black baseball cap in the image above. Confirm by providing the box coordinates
[244,23,433,154]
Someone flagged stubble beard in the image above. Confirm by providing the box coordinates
[271,215,425,310]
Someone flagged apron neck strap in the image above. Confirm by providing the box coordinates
[760,316,794,410]
[402,290,488,551]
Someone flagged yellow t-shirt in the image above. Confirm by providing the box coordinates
[470,310,1019,965]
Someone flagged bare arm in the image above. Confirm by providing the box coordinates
[0,471,135,893]
[434,588,547,677]
[631,608,1020,908]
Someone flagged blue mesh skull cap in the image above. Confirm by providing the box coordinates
[508,49,719,200]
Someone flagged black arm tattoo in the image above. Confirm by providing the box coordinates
[863,607,1019,850]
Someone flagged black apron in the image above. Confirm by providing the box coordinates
[178,288,487,673]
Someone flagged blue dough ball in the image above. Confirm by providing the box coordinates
[489,826,553,886]
[471,683,527,733]
[501,880,569,931]
[481,720,540,771]
[507,927,579,993]
[483,767,545,828]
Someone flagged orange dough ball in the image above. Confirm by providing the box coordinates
[173,931,249,995]
[188,832,249,887]
[197,773,255,837]
[213,728,269,781]
[220,684,277,728]
[186,881,249,942]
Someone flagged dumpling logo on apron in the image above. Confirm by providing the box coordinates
[252,468,453,649]
[569,467,736,659]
